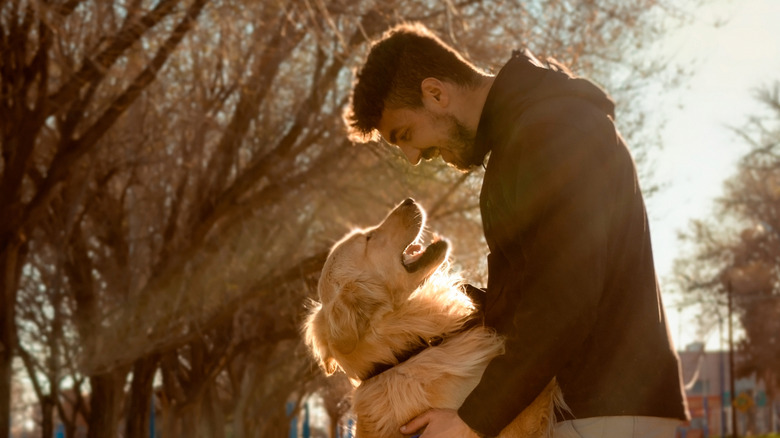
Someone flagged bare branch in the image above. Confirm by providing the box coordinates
[21,0,210,242]
[46,0,182,117]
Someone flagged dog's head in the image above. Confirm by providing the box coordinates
[304,198,451,378]
[320,198,449,304]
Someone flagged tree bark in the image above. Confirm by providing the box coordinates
[41,396,55,438]
[0,357,9,438]
[179,400,200,438]
[87,370,128,438]
[125,355,159,438]
[0,237,25,438]
[202,384,226,438]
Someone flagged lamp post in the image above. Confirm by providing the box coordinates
[719,312,726,438]
[727,279,738,438]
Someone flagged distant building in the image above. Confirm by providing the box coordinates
[678,343,778,437]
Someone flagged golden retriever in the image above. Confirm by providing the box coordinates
[304,198,564,437]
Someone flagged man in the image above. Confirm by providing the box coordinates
[345,23,689,438]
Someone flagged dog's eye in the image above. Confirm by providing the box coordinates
[365,232,373,242]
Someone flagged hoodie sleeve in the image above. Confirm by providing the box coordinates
[459,116,621,436]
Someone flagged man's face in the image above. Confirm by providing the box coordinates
[377,106,478,172]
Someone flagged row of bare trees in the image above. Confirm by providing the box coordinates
[2,0,690,436]
[674,84,780,411]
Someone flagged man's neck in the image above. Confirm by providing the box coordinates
[454,75,496,132]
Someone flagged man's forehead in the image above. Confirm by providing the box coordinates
[377,107,412,145]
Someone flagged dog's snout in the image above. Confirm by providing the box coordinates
[402,198,415,206]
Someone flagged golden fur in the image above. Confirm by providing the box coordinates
[304,199,564,437]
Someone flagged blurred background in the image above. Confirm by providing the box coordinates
[1,0,778,437]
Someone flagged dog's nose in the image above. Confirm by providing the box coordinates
[402,198,415,206]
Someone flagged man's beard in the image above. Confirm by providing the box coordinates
[431,114,481,172]
[441,113,479,172]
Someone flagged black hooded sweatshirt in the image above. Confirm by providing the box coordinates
[457,50,689,436]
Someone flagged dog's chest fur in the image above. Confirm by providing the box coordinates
[351,327,504,438]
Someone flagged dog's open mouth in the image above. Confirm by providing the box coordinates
[402,236,449,273]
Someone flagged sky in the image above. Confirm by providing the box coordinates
[643,0,780,351]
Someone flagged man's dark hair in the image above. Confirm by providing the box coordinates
[345,22,485,142]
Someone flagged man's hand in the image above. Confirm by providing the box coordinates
[400,408,482,438]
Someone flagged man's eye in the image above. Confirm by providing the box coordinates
[366,233,373,241]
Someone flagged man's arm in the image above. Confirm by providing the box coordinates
[459,119,620,435]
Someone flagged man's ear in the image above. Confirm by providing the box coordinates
[421,77,449,109]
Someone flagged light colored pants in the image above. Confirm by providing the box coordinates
[554,416,683,438]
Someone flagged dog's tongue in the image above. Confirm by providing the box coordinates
[403,244,424,265]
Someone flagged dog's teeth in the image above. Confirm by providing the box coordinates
[405,244,422,255]
[403,244,425,265]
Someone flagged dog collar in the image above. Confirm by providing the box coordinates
[361,336,444,381]
[360,318,481,381]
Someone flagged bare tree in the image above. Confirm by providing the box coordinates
[674,82,780,408]
[3,0,694,436]
[1,0,211,436]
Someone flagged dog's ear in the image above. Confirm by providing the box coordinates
[303,302,340,375]
[328,281,382,355]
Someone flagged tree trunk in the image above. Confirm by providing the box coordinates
[65,421,77,438]
[160,398,177,438]
[202,384,225,438]
[260,404,290,438]
[41,396,55,438]
[0,238,24,438]
[179,400,200,438]
[0,355,9,438]
[87,370,128,438]
[232,361,259,438]
[329,415,339,438]
[125,355,159,438]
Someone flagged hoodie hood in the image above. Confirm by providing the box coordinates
[473,49,615,165]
